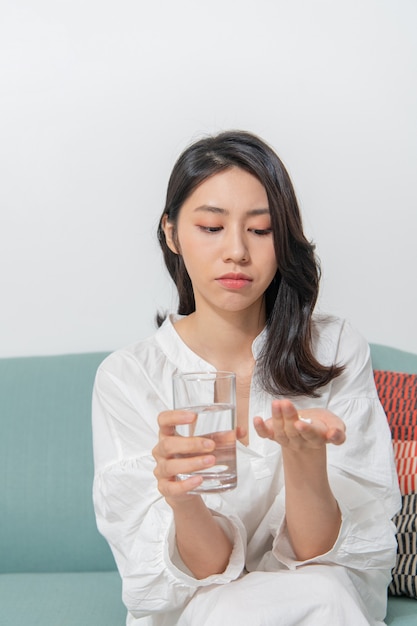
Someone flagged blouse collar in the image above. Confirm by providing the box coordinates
[155,313,267,371]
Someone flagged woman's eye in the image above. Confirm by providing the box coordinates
[251,228,273,236]
[198,226,223,233]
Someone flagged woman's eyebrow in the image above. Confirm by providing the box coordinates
[193,205,270,216]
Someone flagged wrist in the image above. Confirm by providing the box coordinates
[282,446,328,489]
[282,444,327,466]
[166,493,205,514]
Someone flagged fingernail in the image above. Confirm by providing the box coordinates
[189,476,203,486]
[203,439,214,449]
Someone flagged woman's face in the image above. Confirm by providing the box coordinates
[164,167,278,319]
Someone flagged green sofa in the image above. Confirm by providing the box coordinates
[0,344,416,625]
[0,352,126,625]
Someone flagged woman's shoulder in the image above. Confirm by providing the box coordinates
[311,313,369,366]
[95,313,212,384]
[96,317,175,380]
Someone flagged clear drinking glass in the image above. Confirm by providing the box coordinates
[172,371,237,493]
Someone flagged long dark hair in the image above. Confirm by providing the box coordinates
[157,130,343,397]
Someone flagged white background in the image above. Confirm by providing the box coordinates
[1,0,416,358]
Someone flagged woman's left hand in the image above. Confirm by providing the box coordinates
[253,399,345,450]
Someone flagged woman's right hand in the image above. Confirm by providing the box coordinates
[152,410,216,505]
[152,410,234,577]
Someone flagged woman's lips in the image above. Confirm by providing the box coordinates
[216,273,253,289]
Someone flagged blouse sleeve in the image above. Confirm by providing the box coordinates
[270,320,402,571]
[92,359,246,619]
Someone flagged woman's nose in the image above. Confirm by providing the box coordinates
[222,228,249,263]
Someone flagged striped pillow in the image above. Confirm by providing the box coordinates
[374,370,417,598]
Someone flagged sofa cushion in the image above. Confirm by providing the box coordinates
[0,571,126,626]
[0,353,114,573]
[374,370,417,599]
[386,596,417,625]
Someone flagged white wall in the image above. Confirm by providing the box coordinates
[1,0,416,358]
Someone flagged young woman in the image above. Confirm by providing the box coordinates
[92,131,400,626]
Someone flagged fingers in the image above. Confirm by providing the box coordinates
[157,409,195,437]
[326,426,346,445]
[253,400,346,449]
[297,407,346,445]
[158,473,204,499]
[157,428,215,456]
[236,425,247,442]
[154,437,215,480]
[153,410,216,499]
[154,449,215,499]
[254,399,298,444]
[253,416,271,439]
[275,400,318,447]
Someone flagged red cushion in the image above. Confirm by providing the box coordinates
[374,370,417,598]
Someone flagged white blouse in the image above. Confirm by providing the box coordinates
[92,314,401,626]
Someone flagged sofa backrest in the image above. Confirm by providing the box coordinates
[370,343,417,374]
[1,343,416,574]
[0,352,114,573]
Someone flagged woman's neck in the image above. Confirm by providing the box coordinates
[173,308,265,372]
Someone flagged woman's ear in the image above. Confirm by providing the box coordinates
[162,214,179,254]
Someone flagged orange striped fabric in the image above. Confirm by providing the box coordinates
[393,441,417,495]
[373,370,417,598]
